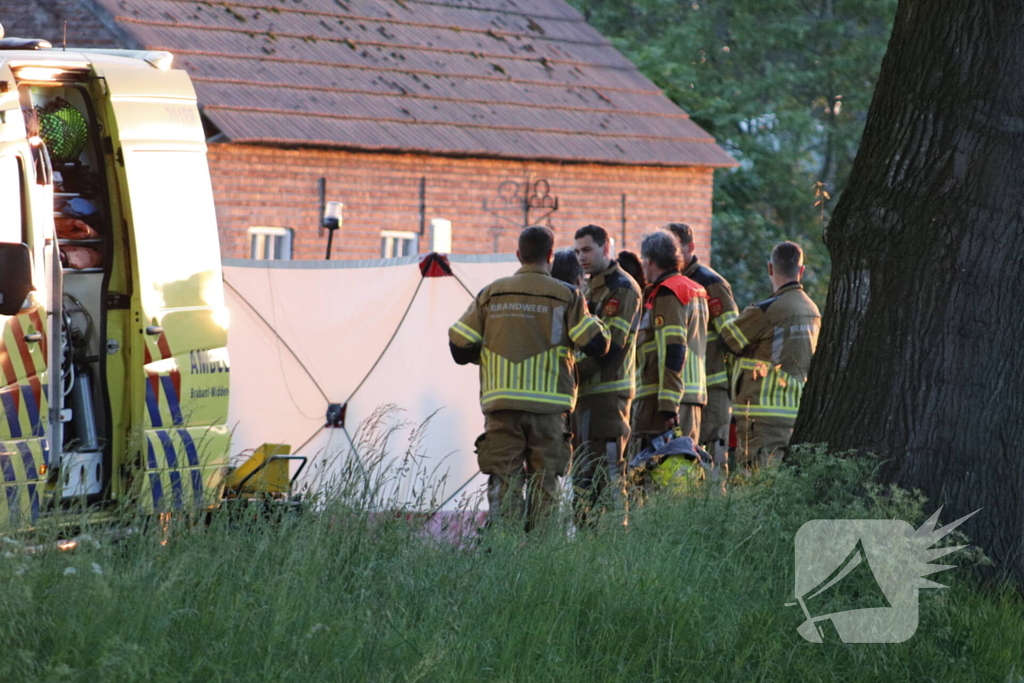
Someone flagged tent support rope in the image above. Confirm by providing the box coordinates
[450,271,476,299]
[295,425,326,455]
[427,469,482,517]
[342,276,425,406]
[228,266,483,514]
[223,278,331,404]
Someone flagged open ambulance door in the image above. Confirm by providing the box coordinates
[91,64,231,513]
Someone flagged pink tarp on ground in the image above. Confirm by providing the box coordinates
[223,253,518,512]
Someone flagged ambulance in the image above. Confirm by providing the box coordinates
[0,27,244,531]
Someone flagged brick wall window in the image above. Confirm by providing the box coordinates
[249,226,293,260]
[209,147,716,262]
[380,230,418,258]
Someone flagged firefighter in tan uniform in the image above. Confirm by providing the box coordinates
[666,223,739,471]
[632,231,708,446]
[719,242,821,469]
[572,225,642,526]
[449,226,610,531]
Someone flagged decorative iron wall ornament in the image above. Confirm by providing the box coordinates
[483,176,559,230]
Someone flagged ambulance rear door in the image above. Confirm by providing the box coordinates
[91,63,230,512]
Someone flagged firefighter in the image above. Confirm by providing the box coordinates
[631,231,708,447]
[617,250,647,290]
[719,241,821,469]
[571,224,642,527]
[551,247,585,288]
[665,223,739,473]
[449,226,610,532]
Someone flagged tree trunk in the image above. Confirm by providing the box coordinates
[792,1,1024,584]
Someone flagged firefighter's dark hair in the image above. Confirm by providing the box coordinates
[574,224,608,247]
[618,250,646,289]
[771,241,804,279]
[663,222,693,247]
[518,225,555,264]
[551,248,583,286]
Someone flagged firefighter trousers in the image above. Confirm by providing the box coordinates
[733,415,793,470]
[572,395,630,528]
[477,410,571,532]
[571,436,627,529]
[699,387,731,469]
[679,403,702,442]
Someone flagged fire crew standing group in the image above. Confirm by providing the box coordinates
[449,223,821,530]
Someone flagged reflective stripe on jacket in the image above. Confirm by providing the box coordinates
[719,282,820,421]
[449,264,609,413]
[683,256,738,389]
[577,261,642,399]
[634,272,708,415]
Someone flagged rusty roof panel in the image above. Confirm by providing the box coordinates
[89,0,736,167]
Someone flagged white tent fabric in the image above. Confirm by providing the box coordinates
[223,253,518,512]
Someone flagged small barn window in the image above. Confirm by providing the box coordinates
[381,230,418,258]
[249,227,293,260]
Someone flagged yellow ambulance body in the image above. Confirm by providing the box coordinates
[0,39,231,530]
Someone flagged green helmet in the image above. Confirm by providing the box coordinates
[36,97,88,164]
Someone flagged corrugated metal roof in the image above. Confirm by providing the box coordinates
[88,0,736,167]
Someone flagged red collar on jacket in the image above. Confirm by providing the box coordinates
[644,273,707,309]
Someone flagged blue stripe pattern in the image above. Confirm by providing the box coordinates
[20,385,42,437]
[146,440,163,510]
[179,429,204,505]
[1,391,22,438]
[15,442,39,522]
[0,451,18,521]
[158,430,184,509]
[145,380,162,428]
[159,376,184,426]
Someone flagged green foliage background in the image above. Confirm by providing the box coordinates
[569,0,898,306]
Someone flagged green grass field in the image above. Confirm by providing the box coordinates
[2,447,1022,682]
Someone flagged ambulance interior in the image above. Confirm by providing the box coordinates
[25,76,113,503]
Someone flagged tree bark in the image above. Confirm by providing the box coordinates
[792,1,1024,584]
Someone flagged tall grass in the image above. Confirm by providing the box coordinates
[1,445,1022,682]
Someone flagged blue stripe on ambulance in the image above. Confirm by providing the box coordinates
[159,376,184,426]
[1,391,22,438]
[0,451,18,519]
[15,441,39,522]
[179,429,204,505]
[158,430,184,509]
[146,439,163,509]
[20,385,42,436]
[145,379,162,428]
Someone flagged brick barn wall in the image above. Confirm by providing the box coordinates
[207,144,716,263]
